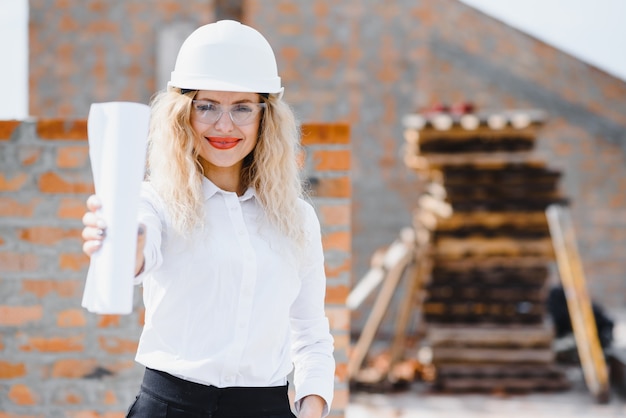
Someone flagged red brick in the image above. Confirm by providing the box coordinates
[309,177,351,198]
[1,305,44,326]
[38,172,94,194]
[0,173,28,192]
[0,252,39,272]
[0,361,27,378]
[58,197,88,219]
[313,149,350,171]
[58,309,87,327]
[98,336,138,355]
[36,120,87,140]
[19,226,81,245]
[98,315,121,328]
[301,124,350,145]
[334,360,348,384]
[57,145,89,168]
[325,284,349,304]
[319,204,350,226]
[8,384,37,406]
[21,279,81,298]
[0,197,41,217]
[0,120,20,140]
[20,336,84,353]
[51,359,98,378]
[322,230,351,252]
[59,253,90,272]
[107,360,137,375]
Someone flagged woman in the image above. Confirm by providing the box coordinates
[81,20,335,418]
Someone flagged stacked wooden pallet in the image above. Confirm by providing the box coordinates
[402,107,570,393]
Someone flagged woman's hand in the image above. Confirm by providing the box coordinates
[81,194,146,276]
[298,395,325,418]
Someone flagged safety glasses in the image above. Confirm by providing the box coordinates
[191,100,266,126]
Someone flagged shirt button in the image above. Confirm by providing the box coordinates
[238,230,245,235]
[225,375,233,382]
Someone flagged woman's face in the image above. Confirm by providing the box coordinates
[190,90,263,174]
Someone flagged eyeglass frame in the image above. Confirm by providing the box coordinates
[190,99,267,126]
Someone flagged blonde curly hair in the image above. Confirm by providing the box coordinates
[146,89,305,244]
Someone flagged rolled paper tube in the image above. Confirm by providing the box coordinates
[82,102,150,314]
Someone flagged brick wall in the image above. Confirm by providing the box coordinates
[29,0,215,118]
[0,120,350,417]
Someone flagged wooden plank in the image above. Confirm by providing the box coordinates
[446,188,560,202]
[433,256,553,274]
[436,376,569,392]
[426,323,554,348]
[431,346,555,364]
[427,284,545,303]
[441,166,561,185]
[408,151,545,169]
[448,198,569,212]
[546,205,610,403]
[423,301,545,323]
[430,269,549,288]
[388,226,433,376]
[437,211,548,231]
[435,237,554,258]
[436,362,564,378]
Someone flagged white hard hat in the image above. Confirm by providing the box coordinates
[168,20,284,96]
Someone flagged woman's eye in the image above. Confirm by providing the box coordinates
[195,102,217,112]
[233,105,253,114]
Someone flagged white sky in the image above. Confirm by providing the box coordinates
[459,0,626,81]
[0,0,28,119]
[0,0,624,119]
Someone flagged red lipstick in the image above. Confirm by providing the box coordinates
[207,136,240,150]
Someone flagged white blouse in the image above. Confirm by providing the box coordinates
[134,178,335,416]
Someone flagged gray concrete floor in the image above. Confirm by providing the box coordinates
[347,312,626,418]
[347,368,626,418]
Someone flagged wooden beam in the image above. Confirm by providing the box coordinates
[426,323,554,348]
[546,205,610,403]
[347,236,415,378]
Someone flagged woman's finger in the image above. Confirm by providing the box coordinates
[82,211,107,229]
[81,226,106,241]
[82,239,102,256]
[86,194,102,211]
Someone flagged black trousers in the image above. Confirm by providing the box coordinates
[127,368,297,418]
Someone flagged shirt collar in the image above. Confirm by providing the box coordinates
[201,176,256,201]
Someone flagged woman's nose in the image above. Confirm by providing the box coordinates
[214,111,235,131]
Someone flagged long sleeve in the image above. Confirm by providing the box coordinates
[133,182,164,285]
[291,202,335,417]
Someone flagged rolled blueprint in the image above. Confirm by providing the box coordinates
[82,102,150,314]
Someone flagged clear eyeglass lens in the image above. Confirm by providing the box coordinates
[192,101,265,125]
